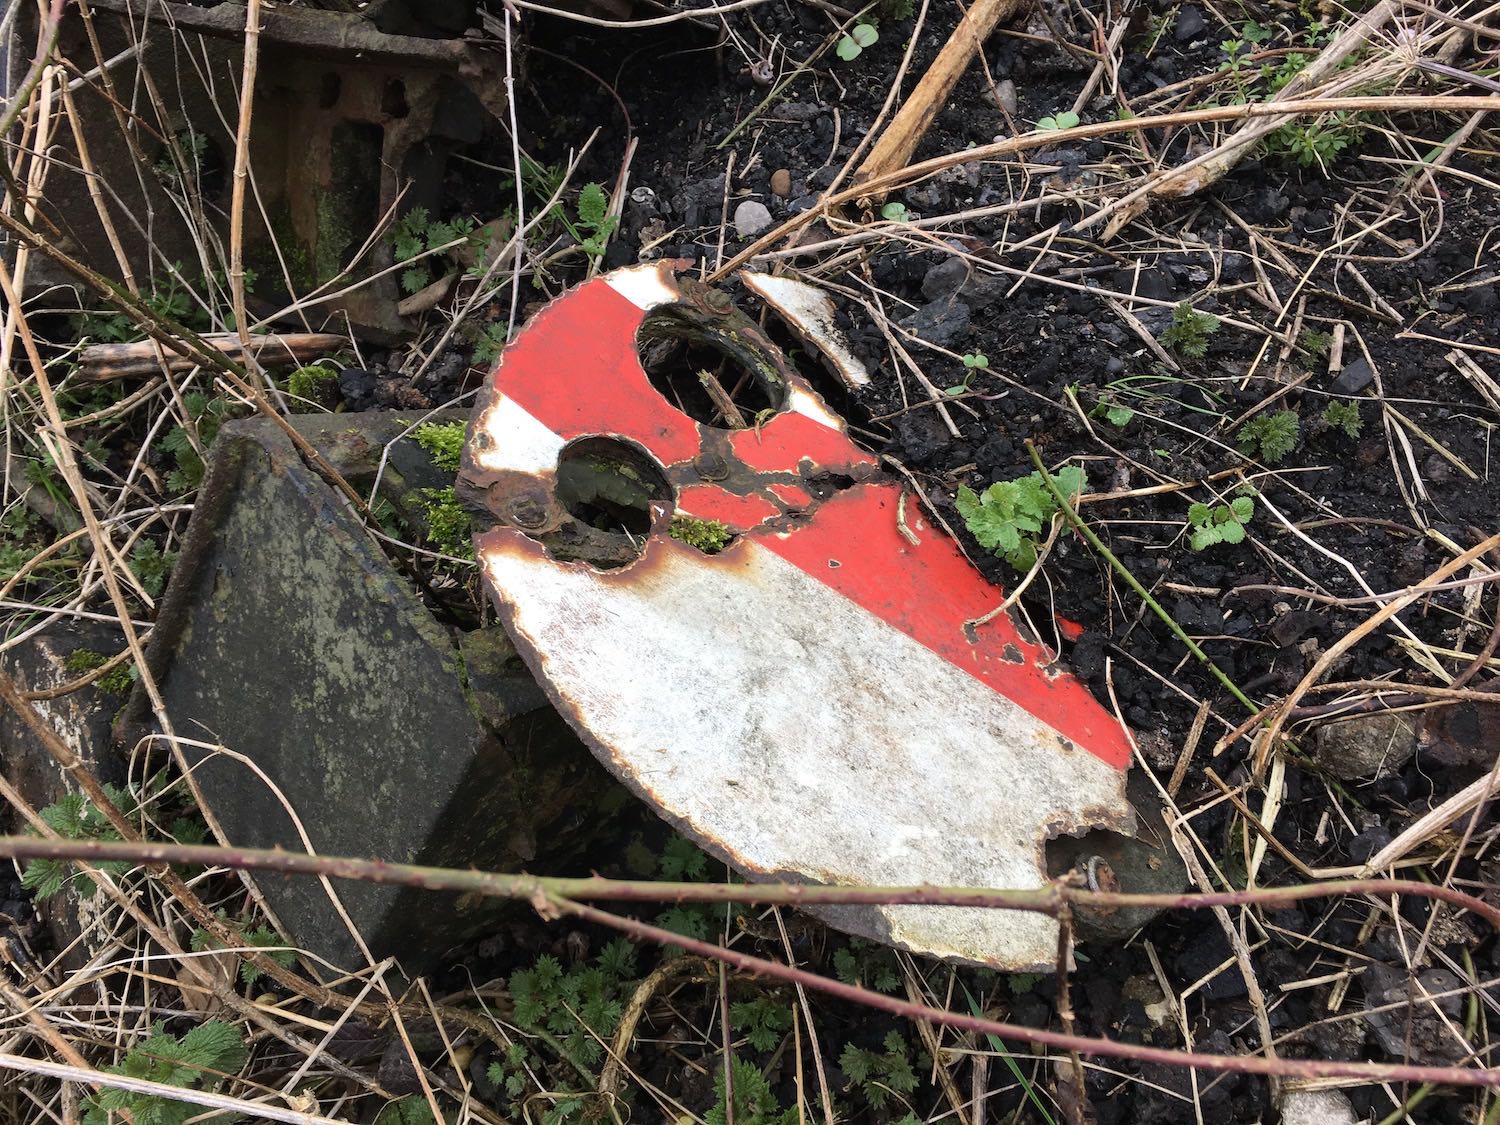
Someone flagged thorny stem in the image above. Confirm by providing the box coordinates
[5,835,1500,929]
[1024,442,1261,716]
[7,837,1500,1089]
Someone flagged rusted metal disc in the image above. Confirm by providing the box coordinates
[460,262,1135,969]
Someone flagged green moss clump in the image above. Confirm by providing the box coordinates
[669,515,733,554]
[414,487,473,559]
[414,422,466,474]
[286,365,338,412]
[64,649,135,694]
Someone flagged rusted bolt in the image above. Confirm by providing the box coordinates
[509,496,548,528]
[694,452,730,481]
[1084,855,1118,894]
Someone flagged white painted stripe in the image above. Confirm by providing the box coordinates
[479,532,1132,969]
[786,386,844,431]
[741,271,872,388]
[472,394,567,475]
[604,263,679,310]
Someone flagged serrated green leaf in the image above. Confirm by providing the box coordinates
[1229,496,1254,522]
[1187,502,1210,525]
[577,182,610,229]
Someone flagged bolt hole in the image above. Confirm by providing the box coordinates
[555,437,672,567]
[638,306,786,429]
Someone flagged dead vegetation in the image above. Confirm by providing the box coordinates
[1,0,1499,1121]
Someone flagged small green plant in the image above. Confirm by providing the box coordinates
[1187,496,1254,550]
[21,785,137,899]
[574,182,619,266]
[81,1020,247,1125]
[191,912,297,985]
[831,938,902,994]
[1159,302,1220,359]
[129,538,175,599]
[1237,408,1301,463]
[414,421,467,474]
[669,515,733,553]
[836,22,878,60]
[470,322,510,366]
[286,364,338,411]
[1036,110,1080,131]
[839,1031,919,1110]
[732,995,793,1051]
[880,200,910,222]
[412,487,473,560]
[945,351,990,395]
[22,781,206,900]
[954,465,1088,572]
[1092,399,1135,427]
[1297,327,1334,358]
[1321,399,1363,439]
[707,1056,797,1125]
[391,207,479,295]
[1266,112,1364,168]
[506,938,638,1068]
[158,392,235,493]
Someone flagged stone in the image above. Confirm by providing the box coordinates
[733,199,774,239]
[991,78,1018,115]
[1174,4,1208,42]
[1333,356,1374,394]
[128,412,633,972]
[1313,713,1417,780]
[0,621,130,972]
[899,297,971,348]
[769,169,792,198]
[1278,1088,1358,1125]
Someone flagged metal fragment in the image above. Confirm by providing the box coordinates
[461,262,1136,969]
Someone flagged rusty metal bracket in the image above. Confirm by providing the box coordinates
[461,263,1137,969]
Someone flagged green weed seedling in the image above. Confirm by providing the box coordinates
[574,182,619,268]
[945,352,989,396]
[190,911,297,985]
[470,322,510,367]
[1322,399,1363,439]
[840,1031,919,1111]
[837,22,878,60]
[1159,302,1220,359]
[880,201,910,222]
[1237,408,1300,463]
[158,392,235,493]
[707,1056,798,1125]
[731,995,794,1052]
[391,208,479,295]
[21,785,138,900]
[955,465,1088,572]
[82,1021,246,1125]
[1187,496,1254,551]
[832,937,903,994]
[130,538,176,598]
[1036,110,1080,131]
[1297,327,1334,358]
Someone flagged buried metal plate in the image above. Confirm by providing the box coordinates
[459,262,1135,969]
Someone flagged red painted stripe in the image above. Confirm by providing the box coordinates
[496,280,702,466]
[758,485,1133,769]
[677,485,780,527]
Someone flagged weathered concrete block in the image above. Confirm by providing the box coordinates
[0,620,130,970]
[133,413,630,972]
